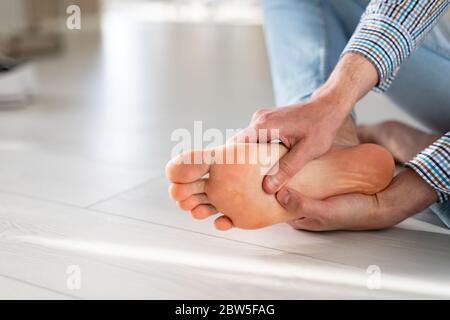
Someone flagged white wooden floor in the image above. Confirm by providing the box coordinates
[1,17,450,299]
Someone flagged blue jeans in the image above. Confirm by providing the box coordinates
[261,0,450,227]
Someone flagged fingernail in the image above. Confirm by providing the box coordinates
[266,176,280,191]
[277,188,290,206]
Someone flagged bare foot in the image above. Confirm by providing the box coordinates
[358,121,440,163]
[166,117,395,231]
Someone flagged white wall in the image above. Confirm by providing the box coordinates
[0,0,26,35]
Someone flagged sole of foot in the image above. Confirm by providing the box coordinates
[166,142,395,231]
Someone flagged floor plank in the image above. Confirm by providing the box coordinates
[0,275,72,300]
[0,147,159,207]
[0,192,422,299]
[92,176,450,298]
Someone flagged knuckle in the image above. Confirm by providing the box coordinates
[256,111,274,125]
[253,108,269,117]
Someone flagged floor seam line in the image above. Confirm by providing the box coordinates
[0,188,86,208]
[0,188,380,271]
[88,207,359,271]
[0,274,79,300]
[83,175,165,209]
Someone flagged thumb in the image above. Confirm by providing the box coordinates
[263,140,314,194]
[276,187,324,218]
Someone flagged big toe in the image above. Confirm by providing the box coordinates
[166,150,210,183]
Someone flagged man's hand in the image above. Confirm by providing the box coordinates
[233,53,379,194]
[276,169,438,231]
[233,98,348,194]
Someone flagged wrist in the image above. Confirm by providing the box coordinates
[405,168,438,205]
[312,53,378,108]
[380,169,437,221]
[309,86,354,122]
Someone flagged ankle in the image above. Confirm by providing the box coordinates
[334,116,360,146]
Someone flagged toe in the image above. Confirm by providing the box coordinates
[177,193,210,211]
[214,215,234,231]
[168,179,206,201]
[166,150,210,183]
[190,204,218,220]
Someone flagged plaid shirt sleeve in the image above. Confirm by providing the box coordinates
[406,132,450,203]
[342,0,450,92]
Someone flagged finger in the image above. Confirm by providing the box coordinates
[190,204,218,220]
[214,215,234,231]
[283,190,385,231]
[289,218,324,231]
[324,193,383,230]
[277,187,330,231]
[229,127,260,144]
[276,187,326,218]
[263,139,315,193]
[230,125,280,144]
[287,217,306,229]
[177,193,210,211]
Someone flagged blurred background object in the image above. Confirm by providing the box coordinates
[101,0,261,25]
[0,0,100,59]
[0,57,36,106]
[0,0,259,107]
[0,0,260,59]
[0,0,99,106]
